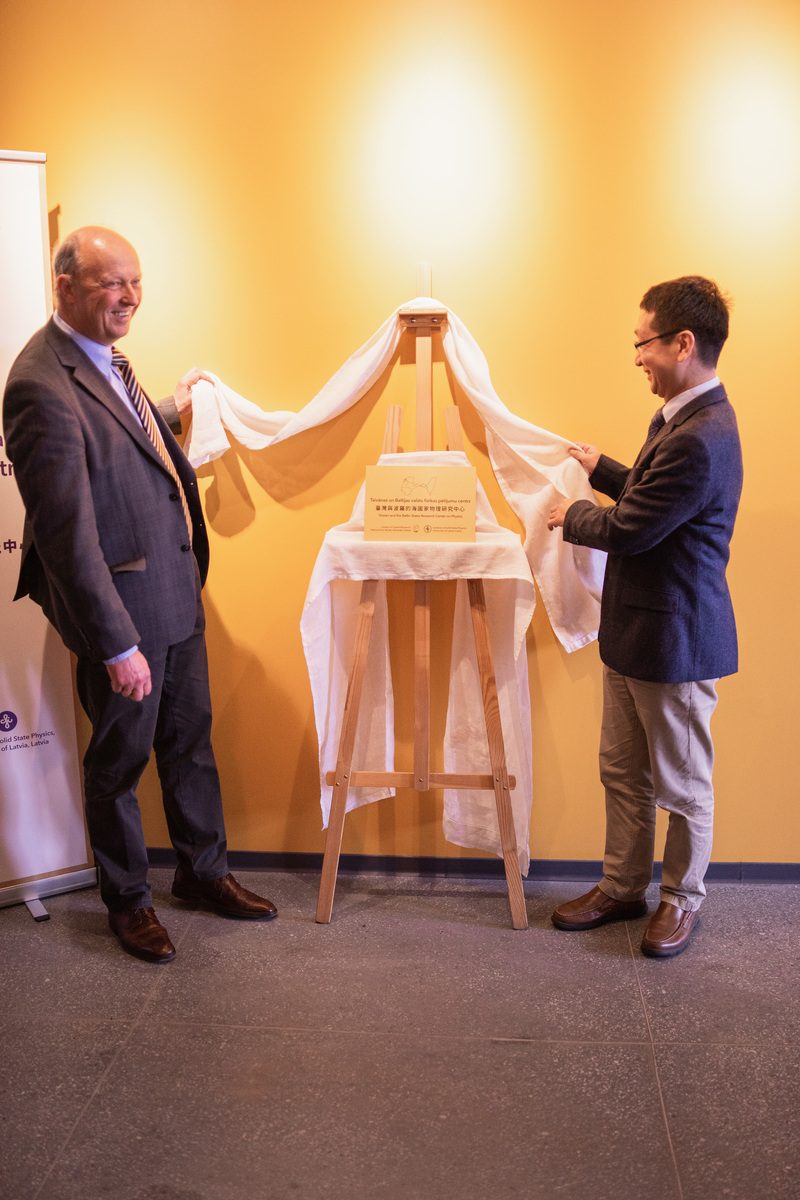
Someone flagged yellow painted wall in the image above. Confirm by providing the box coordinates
[2,0,798,864]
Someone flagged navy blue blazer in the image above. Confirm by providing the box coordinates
[562,385,743,683]
[3,318,209,662]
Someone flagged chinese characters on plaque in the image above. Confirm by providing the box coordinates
[364,464,477,543]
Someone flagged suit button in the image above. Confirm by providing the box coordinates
[181,544,192,552]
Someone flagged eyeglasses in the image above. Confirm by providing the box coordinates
[634,329,683,351]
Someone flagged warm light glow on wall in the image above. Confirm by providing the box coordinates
[691,56,800,233]
[359,55,519,256]
[4,0,799,867]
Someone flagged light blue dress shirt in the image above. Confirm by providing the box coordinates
[52,312,139,665]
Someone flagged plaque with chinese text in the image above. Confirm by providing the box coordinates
[364,464,477,542]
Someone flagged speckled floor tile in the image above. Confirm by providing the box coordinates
[655,1042,800,1200]
[636,883,800,1043]
[0,876,198,1023]
[2,870,797,1200]
[0,1017,133,1200]
[29,1026,680,1200]
[149,871,651,1042]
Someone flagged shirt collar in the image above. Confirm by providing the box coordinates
[53,311,114,379]
[662,376,720,424]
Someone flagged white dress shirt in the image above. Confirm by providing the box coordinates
[662,376,720,424]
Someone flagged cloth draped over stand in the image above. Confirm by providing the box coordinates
[184,300,608,872]
[300,451,536,874]
[184,298,606,654]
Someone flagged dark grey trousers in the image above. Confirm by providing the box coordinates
[76,592,228,911]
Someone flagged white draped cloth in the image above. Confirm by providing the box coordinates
[185,297,605,653]
[184,300,607,873]
[300,451,536,874]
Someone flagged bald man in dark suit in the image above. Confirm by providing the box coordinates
[3,227,276,962]
[546,276,742,958]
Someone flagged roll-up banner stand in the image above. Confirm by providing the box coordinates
[0,150,95,920]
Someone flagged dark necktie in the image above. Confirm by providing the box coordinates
[111,350,193,543]
[645,409,666,444]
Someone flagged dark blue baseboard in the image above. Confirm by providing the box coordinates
[146,848,800,883]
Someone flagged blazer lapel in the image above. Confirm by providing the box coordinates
[636,384,728,463]
[668,383,727,429]
[44,319,169,473]
[620,384,728,499]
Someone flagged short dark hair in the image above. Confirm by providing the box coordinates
[641,275,730,367]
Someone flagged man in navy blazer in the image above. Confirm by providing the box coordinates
[3,227,277,962]
[546,276,742,957]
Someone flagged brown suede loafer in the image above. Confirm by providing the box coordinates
[109,906,176,963]
[641,901,698,958]
[551,884,648,931]
[172,866,278,920]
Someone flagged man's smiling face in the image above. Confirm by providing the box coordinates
[57,230,142,346]
[634,309,683,402]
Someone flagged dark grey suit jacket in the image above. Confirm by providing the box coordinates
[562,385,743,683]
[3,318,209,662]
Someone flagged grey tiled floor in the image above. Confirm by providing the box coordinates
[1,870,798,1200]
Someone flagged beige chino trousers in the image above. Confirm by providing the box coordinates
[598,665,719,913]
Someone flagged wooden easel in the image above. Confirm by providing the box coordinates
[315,267,528,929]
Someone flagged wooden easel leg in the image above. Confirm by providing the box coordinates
[316,579,380,923]
[415,331,433,451]
[414,580,431,791]
[466,579,529,930]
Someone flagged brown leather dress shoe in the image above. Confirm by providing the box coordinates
[172,866,278,920]
[108,907,176,963]
[551,884,648,930]
[641,901,698,958]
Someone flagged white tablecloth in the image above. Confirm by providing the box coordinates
[300,452,536,874]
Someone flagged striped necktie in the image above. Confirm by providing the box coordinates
[645,409,666,444]
[111,350,193,543]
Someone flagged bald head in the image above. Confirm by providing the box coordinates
[54,226,142,346]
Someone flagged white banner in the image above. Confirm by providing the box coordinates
[0,150,91,904]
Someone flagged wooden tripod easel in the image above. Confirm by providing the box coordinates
[315,268,528,929]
